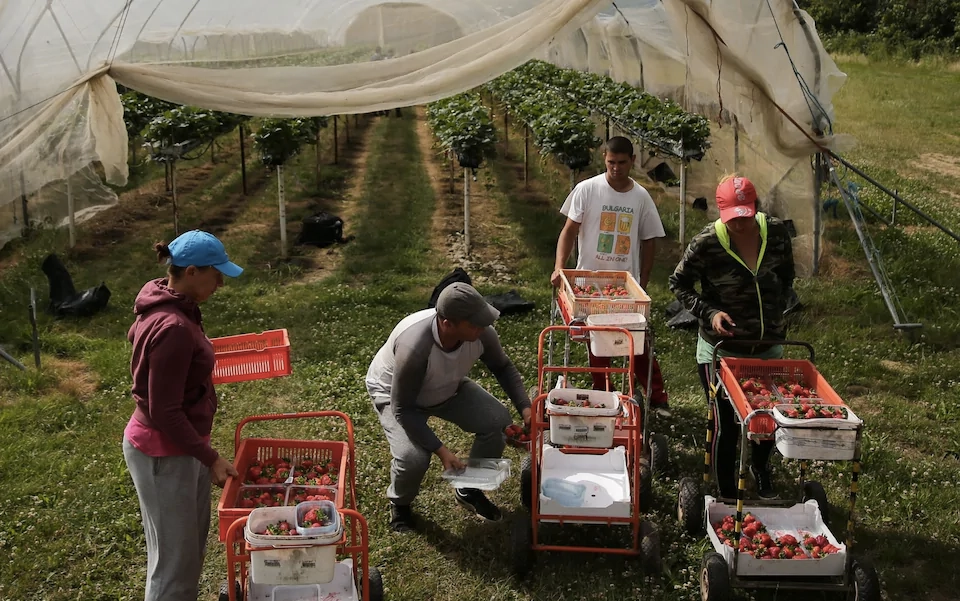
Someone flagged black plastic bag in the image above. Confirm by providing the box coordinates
[55,283,111,318]
[427,267,472,309]
[298,212,345,247]
[483,290,535,316]
[41,253,111,318]
[41,254,78,311]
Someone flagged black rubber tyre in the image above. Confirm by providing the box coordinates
[366,566,384,601]
[510,513,534,579]
[849,555,882,601]
[639,463,654,512]
[700,552,730,601]
[802,480,831,527]
[217,580,242,601]
[677,477,705,537]
[647,432,669,475]
[520,454,533,509]
[639,520,662,575]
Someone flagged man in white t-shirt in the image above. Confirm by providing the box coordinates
[550,136,670,415]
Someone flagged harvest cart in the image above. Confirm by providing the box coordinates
[548,269,669,475]
[217,411,382,601]
[510,323,661,578]
[675,341,880,600]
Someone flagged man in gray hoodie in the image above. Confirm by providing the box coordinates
[366,283,531,531]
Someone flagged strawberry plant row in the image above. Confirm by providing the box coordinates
[425,92,497,170]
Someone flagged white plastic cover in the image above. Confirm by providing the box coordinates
[0,0,849,269]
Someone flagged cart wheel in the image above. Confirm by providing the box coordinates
[647,433,669,475]
[677,477,705,537]
[367,566,384,601]
[510,513,534,579]
[218,580,242,601]
[802,480,831,527]
[639,463,653,512]
[700,552,730,601]
[639,520,662,575]
[520,455,532,509]
[848,555,881,601]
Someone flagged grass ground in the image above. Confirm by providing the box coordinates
[0,57,959,601]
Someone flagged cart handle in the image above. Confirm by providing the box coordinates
[708,339,815,385]
[233,411,356,456]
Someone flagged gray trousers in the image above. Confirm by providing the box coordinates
[123,438,211,601]
[372,378,512,505]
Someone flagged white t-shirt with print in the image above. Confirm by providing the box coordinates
[559,173,666,280]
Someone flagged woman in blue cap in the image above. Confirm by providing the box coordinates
[122,230,243,601]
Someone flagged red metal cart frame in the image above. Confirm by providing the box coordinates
[218,411,380,601]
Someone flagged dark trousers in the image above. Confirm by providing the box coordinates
[697,363,773,498]
[588,346,668,405]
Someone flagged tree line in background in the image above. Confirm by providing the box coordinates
[799,0,960,58]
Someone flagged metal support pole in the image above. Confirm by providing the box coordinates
[0,347,26,371]
[449,152,455,194]
[278,165,288,259]
[345,114,350,144]
[733,115,741,172]
[463,168,471,257]
[524,126,529,189]
[504,111,509,151]
[891,189,898,226]
[67,176,76,248]
[239,123,248,195]
[679,161,687,248]
[29,288,40,369]
[333,117,339,164]
[19,170,29,237]
[812,154,822,275]
[171,162,179,235]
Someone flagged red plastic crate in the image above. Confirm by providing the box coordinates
[210,329,291,385]
[216,438,348,542]
[718,357,846,435]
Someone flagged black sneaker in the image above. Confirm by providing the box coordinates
[454,488,502,522]
[651,400,672,418]
[750,466,778,499]
[389,503,416,532]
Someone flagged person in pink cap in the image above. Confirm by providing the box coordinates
[669,175,796,500]
[122,230,242,601]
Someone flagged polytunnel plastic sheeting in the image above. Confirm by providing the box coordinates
[0,0,850,270]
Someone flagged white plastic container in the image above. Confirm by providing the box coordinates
[546,388,621,448]
[246,560,359,601]
[271,584,322,601]
[585,313,646,357]
[440,458,511,491]
[775,427,859,461]
[245,507,342,585]
[705,496,846,577]
[295,500,340,537]
[538,446,631,521]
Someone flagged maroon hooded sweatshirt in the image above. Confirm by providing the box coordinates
[125,278,219,466]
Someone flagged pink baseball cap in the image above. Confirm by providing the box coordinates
[716,176,758,223]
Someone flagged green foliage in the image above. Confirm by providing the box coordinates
[141,106,223,161]
[486,70,600,170]
[120,91,176,142]
[252,118,320,167]
[487,60,710,166]
[425,93,497,169]
[799,0,960,57]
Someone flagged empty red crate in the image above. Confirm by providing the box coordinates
[719,357,845,435]
[210,329,291,385]
[217,438,348,542]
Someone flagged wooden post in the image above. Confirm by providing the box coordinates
[239,124,248,195]
[171,161,180,235]
[812,153,822,276]
[503,111,509,152]
[605,117,610,141]
[463,168,471,257]
[315,121,322,191]
[278,165,288,259]
[333,116,339,164]
[345,114,351,144]
[733,115,740,172]
[524,125,529,189]
[67,176,76,248]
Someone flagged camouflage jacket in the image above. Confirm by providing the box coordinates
[668,213,795,351]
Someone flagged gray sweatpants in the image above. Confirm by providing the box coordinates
[123,438,211,601]
[372,378,512,505]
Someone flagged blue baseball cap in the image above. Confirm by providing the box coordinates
[168,230,243,277]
